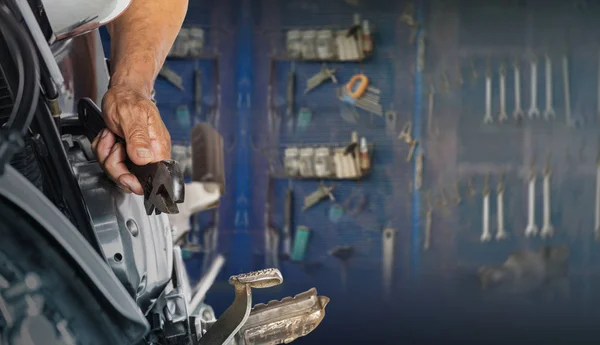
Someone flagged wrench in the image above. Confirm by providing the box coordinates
[596,155,600,240]
[513,61,525,120]
[496,175,508,240]
[563,55,575,127]
[481,173,492,242]
[484,70,493,124]
[544,55,556,119]
[382,228,396,300]
[528,58,541,119]
[197,269,283,345]
[427,82,439,137]
[525,171,538,238]
[540,162,554,239]
[597,50,600,122]
[498,64,508,123]
[424,191,433,250]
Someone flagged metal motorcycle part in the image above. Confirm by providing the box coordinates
[235,288,329,345]
[197,269,284,345]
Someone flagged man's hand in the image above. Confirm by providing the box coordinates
[91,86,171,195]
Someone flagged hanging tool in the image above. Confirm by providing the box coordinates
[563,55,575,127]
[398,121,417,162]
[303,183,335,211]
[427,81,439,137]
[345,74,369,99]
[528,56,540,119]
[544,55,556,120]
[282,188,293,260]
[483,66,493,124]
[498,64,508,123]
[305,65,337,93]
[291,226,311,262]
[158,64,185,91]
[415,151,424,190]
[286,67,295,133]
[496,174,508,241]
[424,191,433,250]
[329,245,354,293]
[382,228,396,300]
[513,60,524,121]
[481,173,491,242]
[525,166,538,238]
[264,177,279,268]
[197,269,283,345]
[194,68,202,117]
[540,154,554,238]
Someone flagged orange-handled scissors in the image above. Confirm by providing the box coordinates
[345,74,369,99]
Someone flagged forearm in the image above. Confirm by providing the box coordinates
[107,0,188,97]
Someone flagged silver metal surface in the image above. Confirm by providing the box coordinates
[40,0,131,41]
[197,269,284,345]
[190,255,225,313]
[528,59,540,118]
[540,167,554,238]
[562,56,574,127]
[236,288,329,345]
[0,166,149,342]
[496,179,508,241]
[67,136,173,311]
[498,65,508,123]
[544,55,556,119]
[483,71,493,124]
[513,62,524,119]
[15,0,65,87]
[525,173,538,238]
[480,180,491,243]
[382,228,395,300]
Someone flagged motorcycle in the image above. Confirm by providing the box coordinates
[0,0,328,344]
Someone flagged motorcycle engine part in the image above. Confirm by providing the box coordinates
[291,226,311,262]
[191,122,226,195]
[197,268,284,345]
[65,135,174,312]
[0,166,149,342]
[38,0,131,41]
[0,196,142,344]
[235,288,330,345]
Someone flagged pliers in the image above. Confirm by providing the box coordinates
[77,98,184,215]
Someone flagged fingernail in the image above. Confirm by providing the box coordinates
[101,129,109,138]
[120,181,132,194]
[136,148,153,159]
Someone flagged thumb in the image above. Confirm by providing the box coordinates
[122,119,154,165]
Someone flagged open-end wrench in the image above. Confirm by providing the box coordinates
[382,228,396,300]
[525,170,538,238]
[498,64,508,123]
[235,288,329,345]
[496,175,508,241]
[481,173,492,242]
[528,58,540,119]
[513,60,524,120]
[563,55,575,127]
[540,161,554,239]
[484,69,493,124]
[544,55,556,120]
[197,269,283,345]
[595,152,600,241]
[597,50,600,122]
[424,191,433,250]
